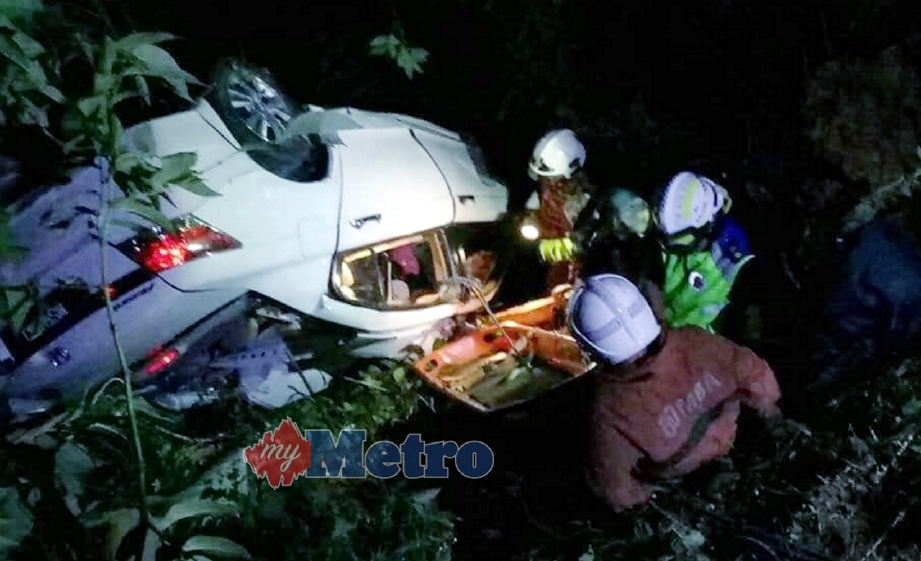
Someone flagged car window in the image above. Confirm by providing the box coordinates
[445,223,506,290]
[243,134,330,183]
[333,231,453,309]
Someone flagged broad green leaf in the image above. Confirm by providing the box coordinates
[77,95,106,117]
[86,422,129,441]
[37,83,63,102]
[115,152,144,174]
[112,197,173,230]
[0,486,33,558]
[396,46,427,79]
[413,487,441,505]
[103,508,139,561]
[408,47,429,65]
[182,535,251,559]
[19,95,47,127]
[75,32,95,64]
[93,71,117,94]
[128,44,201,102]
[155,499,238,531]
[392,366,406,382]
[130,395,181,424]
[11,30,43,58]
[369,34,401,57]
[0,0,44,24]
[172,175,220,197]
[112,32,177,53]
[0,34,44,81]
[150,152,197,187]
[55,441,95,497]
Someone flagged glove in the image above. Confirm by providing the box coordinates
[539,237,576,263]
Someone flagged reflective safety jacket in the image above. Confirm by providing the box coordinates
[589,327,781,512]
[527,184,591,265]
[662,216,754,331]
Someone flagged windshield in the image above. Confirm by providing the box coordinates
[241,132,330,183]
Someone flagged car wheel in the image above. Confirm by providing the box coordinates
[208,60,298,146]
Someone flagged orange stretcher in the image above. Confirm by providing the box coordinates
[413,294,596,412]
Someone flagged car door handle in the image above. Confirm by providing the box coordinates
[349,214,381,229]
[458,195,475,205]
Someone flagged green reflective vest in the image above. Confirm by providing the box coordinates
[662,247,753,332]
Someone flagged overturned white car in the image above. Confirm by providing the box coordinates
[0,61,509,417]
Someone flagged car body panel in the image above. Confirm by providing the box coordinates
[334,127,455,253]
[409,128,508,224]
[1,246,241,399]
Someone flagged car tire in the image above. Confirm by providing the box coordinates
[207,59,298,148]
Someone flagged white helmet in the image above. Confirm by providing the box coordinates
[657,171,731,236]
[568,274,662,365]
[528,129,587,180]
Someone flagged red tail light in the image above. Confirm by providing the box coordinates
[145,348,180,375]
[118,216,241,274]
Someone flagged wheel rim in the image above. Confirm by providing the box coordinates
[225,71,293,143]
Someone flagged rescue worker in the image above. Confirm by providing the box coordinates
[571,172,752,332]
[654,171,755,332]
[573,187,667,318]
[524,129,595,291]
[568,274,781,513]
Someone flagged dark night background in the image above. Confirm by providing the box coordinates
[120,0,920,192]
[20,1,921,559]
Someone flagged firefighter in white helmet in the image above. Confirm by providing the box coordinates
[524,129,595,291]
[567,274,781,512]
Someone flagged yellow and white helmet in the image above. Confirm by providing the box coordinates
[657,171,732,238]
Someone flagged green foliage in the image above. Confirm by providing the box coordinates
[0,351,453,561]
[0,0,208,336]
[0,0,65,129]
[0,485,32,558]
[369,33,429,79]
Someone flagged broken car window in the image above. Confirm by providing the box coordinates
[334,232,450,309]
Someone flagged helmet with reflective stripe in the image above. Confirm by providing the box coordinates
[657,171,730,238]
[568,274,662,365]
[528,129,587,180]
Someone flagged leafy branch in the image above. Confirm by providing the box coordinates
[369,33,429,79]
[0,2,249,560]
